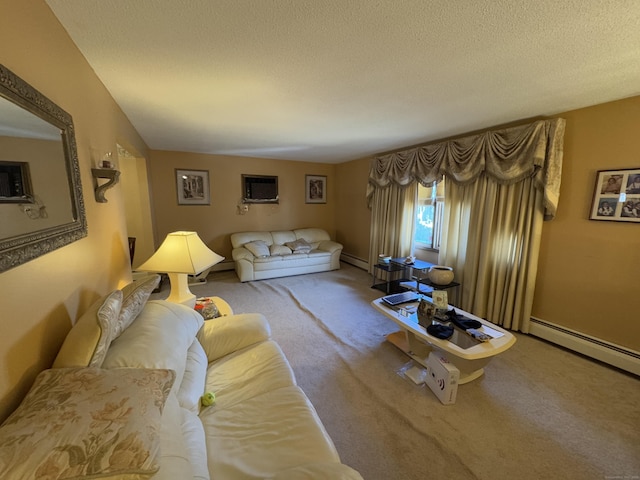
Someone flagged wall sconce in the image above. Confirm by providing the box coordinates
[91,168,120,202]
[18,195,47,219]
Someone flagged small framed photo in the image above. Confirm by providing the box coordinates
[176,169,210,205]
[432,290,448,310]
[305,175,327,204]
[417,298,436,328]
[589,168,640,222]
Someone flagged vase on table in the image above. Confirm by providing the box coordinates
[428,266,454,285]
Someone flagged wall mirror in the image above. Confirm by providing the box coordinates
[0,64,87,273]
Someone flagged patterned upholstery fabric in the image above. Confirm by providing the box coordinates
[117,274,161,339]
[0,367,175,479]
[52,290,123,369]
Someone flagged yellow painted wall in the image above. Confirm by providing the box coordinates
[336,98,640,352]
[146,150,336,262]
[335,157,371,261]
[534,98,640,350]
[119,151,156,269]
[0,0,148,421]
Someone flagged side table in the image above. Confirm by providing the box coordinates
[372,261,410,294]
[372,258,461,304]
[195,296,233,319]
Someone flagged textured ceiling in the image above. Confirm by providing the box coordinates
[46,0,640,163]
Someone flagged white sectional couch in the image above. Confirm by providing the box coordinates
[231,228,342,282]
[0,275,362,479]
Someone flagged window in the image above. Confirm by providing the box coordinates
[414,181,445,250]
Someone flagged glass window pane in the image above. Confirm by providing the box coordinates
[415,204,435,247]
[414,181,444,249]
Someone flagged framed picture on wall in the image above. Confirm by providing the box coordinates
[589,168,640,222]
[176,169,210,205]
[305,175,327,204]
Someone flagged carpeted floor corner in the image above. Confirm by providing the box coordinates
[152,263,640,480]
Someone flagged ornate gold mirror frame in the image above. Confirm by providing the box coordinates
[0,64,87,272]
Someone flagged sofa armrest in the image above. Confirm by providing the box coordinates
[317,240,342,254]
[232,247,254,261]
[197,313,271,362]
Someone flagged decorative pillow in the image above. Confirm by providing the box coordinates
[53,290,123,369]
[244,240,270,258]
[285,238,312,254]
[116,274,161,339]
[0,367,175,480]
[102,301,204,398]
[270,244,292,256]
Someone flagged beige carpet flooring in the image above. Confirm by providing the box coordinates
[151,263,640,480]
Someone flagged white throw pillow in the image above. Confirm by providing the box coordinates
[244,240,270,257]
[102,301,204,397]
[285,238,312,254]
[270,244,292,256]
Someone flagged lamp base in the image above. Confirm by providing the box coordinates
[165,272,196,308]
[188,267,211,286]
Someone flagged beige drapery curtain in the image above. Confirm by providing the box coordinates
[439,175,544,332]
[368,183,416,272]
[367,119,565,219]
[367,118,565,331]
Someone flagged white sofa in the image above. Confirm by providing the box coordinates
[0,275,362,480]
[231,228,342,282]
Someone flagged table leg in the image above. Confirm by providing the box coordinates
[385,329,488,384]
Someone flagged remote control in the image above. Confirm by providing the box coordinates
[466,328,492,342]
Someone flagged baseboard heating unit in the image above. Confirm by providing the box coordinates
[529,317,640,377]
[340,253,368,271]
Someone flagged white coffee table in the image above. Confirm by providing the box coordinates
[372,298,516,384]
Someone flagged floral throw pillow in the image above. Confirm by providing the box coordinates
[0,367,175,480]
[53,290,123,369]
[116,274,161,339]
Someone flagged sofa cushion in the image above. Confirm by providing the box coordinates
[53,290,123,369]
[285,238,312,253]
[153,393,196,480]
[254,253,329,271]
[230,231,273,249]
[271,230,297,245]
[270,244,292,256]
[201,340,296,411]
[116,274,161,339]
[178,339,208,413]
[0,367,175,480]
[181,408,210,480]
[294,228,330,246]
[201,385,340,479]
[197,313,271,363]
[244,240,270,258]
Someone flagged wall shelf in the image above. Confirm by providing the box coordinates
[91,168,120,203]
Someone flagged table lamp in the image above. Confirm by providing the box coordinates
[137,231,224,307]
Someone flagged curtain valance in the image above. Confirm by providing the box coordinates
[367,118,565,219]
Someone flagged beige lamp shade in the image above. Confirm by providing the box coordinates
[137,231,224,306]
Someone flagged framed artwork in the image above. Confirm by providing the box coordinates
[176,169,210,205]
[589,168,640,222]
[305,175,327,204]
